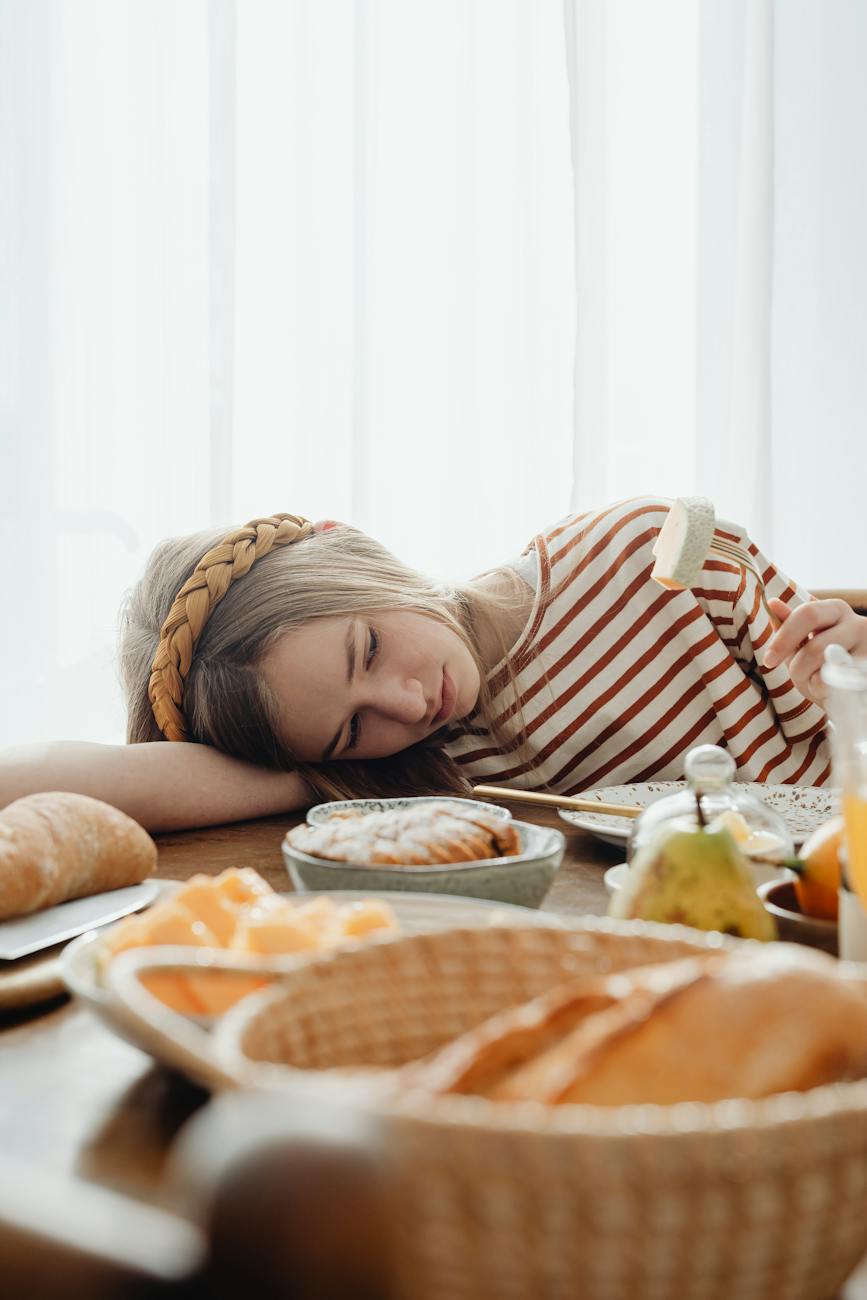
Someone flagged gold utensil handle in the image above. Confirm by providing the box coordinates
[472,785,642,820]
[707,539,780,630]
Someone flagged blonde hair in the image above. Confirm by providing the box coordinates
[120,524,530,802]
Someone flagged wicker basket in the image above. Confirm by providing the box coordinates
[110,919,867,1300]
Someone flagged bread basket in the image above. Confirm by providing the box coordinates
[106,919,867,1300]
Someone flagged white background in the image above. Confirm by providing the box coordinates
[1,0,865,745]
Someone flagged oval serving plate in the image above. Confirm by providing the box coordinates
[60,890,565,1067]
[559,782,836,849]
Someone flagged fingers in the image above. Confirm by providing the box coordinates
[807,669,826,705]
[787,626,846,703]
[767,598,791,624]
[763,599,851,669]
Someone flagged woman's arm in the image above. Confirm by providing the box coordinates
[0,741,311,833]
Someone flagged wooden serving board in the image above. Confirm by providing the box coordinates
[0,945,69,1012]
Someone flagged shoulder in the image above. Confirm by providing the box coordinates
[530,497,671,567]
[513,498,672,611]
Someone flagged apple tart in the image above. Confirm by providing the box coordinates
[287,802,521,867]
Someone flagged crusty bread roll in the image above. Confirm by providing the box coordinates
[408,946,867,1106]
[287,802,520,866]
[0,792,157,921]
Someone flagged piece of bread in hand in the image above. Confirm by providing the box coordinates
[287,802,520,866]
[407,946,867,1107]
[0,792,157,920]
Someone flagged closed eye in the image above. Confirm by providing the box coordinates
[345,627,379,753]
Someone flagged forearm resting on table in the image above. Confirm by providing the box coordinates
[0,741,310,833]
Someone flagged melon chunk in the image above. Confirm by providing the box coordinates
[294,896,340,942]
[173,874,240,945]
[340,899,398,938]
[233,905,323,956]
[134,901,220,1014]
[651,497,715,591]
[183,969,268,1017]
[99,866,402,1018]
[212,867,275,906]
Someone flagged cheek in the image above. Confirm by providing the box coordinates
[356,718,414,761]
[456,643,481,705]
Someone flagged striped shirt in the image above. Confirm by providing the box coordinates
[443,498,830,792]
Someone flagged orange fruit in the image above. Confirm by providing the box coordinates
[791,816,844,922]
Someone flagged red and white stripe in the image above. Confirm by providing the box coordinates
[444,499,830,793]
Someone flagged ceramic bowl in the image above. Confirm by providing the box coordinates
[758,878,838,956]
[282,817,565,909]
[305,794,511,827]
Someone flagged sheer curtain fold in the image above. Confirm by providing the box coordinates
[207,0,238,523]
[565,0,866,585]
[1,0,573,745]
[770,0,867,587]
[565,0,699,510]
[563,0,608,511]
[696,0,774,543]
[3,0,866,747]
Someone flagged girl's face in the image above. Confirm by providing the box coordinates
[260,609,482,762]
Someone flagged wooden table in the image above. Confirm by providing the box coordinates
[0,804,617,1197]
[2,802,866,1297]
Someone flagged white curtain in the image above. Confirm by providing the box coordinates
[2,0,866,748]
[1,0,574,746]
[565,0,867,586]
[565,0,699,511]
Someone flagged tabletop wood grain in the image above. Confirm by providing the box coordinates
[0,803,615,1192]
[3,799,866,1297]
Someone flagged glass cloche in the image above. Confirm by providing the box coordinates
[627,744,794,875]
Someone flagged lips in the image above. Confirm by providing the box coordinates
[431,668,456,728]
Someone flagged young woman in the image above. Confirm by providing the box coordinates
[2,498,861,832]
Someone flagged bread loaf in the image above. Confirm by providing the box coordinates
[407,946,867,1106]
[287,802,520,866]
[0,792,157,921]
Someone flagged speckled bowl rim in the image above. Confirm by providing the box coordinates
[306,794,512,827]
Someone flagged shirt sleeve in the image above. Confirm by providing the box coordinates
[693,516,827,742]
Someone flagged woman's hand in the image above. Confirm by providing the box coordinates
[764,598,867,704]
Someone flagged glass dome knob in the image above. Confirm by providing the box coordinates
[684,744,736,793]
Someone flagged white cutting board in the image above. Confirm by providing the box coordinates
[0,880,160,961]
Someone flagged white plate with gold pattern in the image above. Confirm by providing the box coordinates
[559,782,836,849]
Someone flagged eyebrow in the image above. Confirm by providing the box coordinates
[320,620,356,762]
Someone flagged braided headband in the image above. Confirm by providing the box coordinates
[149,512,314,742]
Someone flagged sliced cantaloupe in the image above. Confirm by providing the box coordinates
[233,906,323,956]
[651,497,716,591]
[339,899,398,938]
[134,901,220,1015]
[172,874,240,945]
[294,896,340,942]
[135,900,218,947]
[183,969,269,1016]
[99,867,401,1016]
[212,867,275,905]
[100,913,151,959]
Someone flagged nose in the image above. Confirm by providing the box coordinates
[363,675,428,726]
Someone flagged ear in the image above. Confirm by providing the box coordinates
[312,519,345,533]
